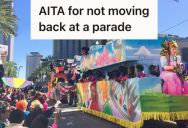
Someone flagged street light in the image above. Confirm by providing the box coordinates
[17,65,23,78]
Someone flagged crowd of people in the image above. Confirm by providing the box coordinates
[0,86,61,128]
[80,64,160,83]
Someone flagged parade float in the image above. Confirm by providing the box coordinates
[77,36,188,128]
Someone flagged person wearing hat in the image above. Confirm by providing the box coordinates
[160,40,183,95]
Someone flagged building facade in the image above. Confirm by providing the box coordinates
[176,37,188,62]
[26,52,43,78]
[53,40,96,59]
[0,34,14,61]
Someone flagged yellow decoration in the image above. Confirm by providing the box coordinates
[80,107,188,128]
[142,112,188,121]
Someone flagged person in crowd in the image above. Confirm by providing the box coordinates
[30,100,43,110]
[24,105,56,128]
[24,106,43,127]
[94,70,105,81]
[6,109,26,128]
[38,96,48,111]
[149,65,160,77]
[0,101,11,128]
[160,40,182,95]
[135,64,146,78]
[55,85,60,101]
[27,92,41,111]
[184,61,188,78]
[129,66,136,78]
[66,68,75,86]
[16,100,29,117]
[107,71,113,80]
[121,66,130,80]
[30,110,61,128]
[30,115,48,128]
[10,90,17,106]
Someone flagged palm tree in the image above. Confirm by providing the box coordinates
[0,0,17,38]
[28,56,56,81]
[2,61,17,77]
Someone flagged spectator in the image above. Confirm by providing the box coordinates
[38,96,48,111]
[7,109,26,128]
[31,110,60,128]
[24,106,43,127]
[136,64,146,78]
[30,100,43,110]
[149,65,160,77]
[0,100,11,128]
[129,66,136,78]
[30,115,48,128]
[16,100,29,117]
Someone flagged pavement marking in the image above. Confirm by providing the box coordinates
[60,107,81,113]
[61,117,67,120]
[66,121,74,126]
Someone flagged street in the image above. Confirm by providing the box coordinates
[48,104,178,128]
[50,104,123,128]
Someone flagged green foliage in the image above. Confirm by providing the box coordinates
[2,60,17,77]
[28,55,55,81]
[0,0,17,37]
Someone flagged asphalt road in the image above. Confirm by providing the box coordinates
[49,104,179,128]
[50,104,123,128]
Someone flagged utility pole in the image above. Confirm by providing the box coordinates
[17,65,23,77]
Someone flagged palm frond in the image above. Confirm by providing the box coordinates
[0,0,17,37]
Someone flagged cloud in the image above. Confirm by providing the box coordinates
[133,46,159,56]
[125,45,136,50]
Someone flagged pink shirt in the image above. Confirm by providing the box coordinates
[43,102,48,111]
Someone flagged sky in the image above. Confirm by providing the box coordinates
[13,0,188,79]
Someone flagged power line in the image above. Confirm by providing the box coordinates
[160,18,188,33]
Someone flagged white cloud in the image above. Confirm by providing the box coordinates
[134,46,159,56]
[125,45,136,50]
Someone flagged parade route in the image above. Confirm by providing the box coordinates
[49,104,123,128]
[47,103,179,128]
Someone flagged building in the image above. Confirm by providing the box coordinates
[26,52,43,78]
[0,34,14,61]
[53,40,96,59]
[176,37,188,62]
